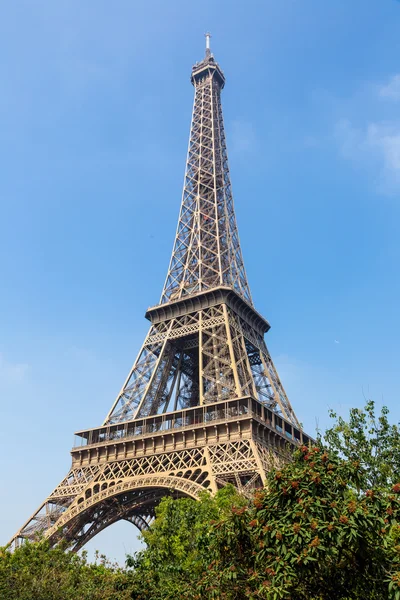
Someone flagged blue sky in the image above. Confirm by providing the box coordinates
[1,0,400,563]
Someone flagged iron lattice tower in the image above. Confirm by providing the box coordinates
[9,37,311,551]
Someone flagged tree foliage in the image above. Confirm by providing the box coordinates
[199,446,400,599]
[0,541,132,600]
[323,400,400,490]
[128,485,246,599]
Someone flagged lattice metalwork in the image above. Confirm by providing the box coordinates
[11,429,288,551]
[9,37,307,554]
[105,302,299,426]
[160,50,252,305]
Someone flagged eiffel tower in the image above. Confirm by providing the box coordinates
[9,35,311,552]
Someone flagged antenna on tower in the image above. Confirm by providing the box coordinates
[205,32,211,57]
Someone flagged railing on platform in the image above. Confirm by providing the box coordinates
[73,397,310,450]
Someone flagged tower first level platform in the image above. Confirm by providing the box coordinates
[12,395,311,552]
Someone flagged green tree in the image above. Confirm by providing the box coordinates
[323,400,400,490]
[0,540,132,600]
[199,446,400,600]
[128,485,245,600]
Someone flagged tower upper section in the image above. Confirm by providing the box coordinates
[191,54,225,89]
[160,38,252,306]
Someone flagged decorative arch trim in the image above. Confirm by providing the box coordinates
[45,473,207,541]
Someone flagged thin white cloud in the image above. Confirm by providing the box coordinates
[335,118,400,194]
[369,123,400,172]
[0,354,30,382]
[379,74,400,101]
[332,73,400,194]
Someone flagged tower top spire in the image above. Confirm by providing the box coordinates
[205,32,211,57]
[191,32,225,88]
